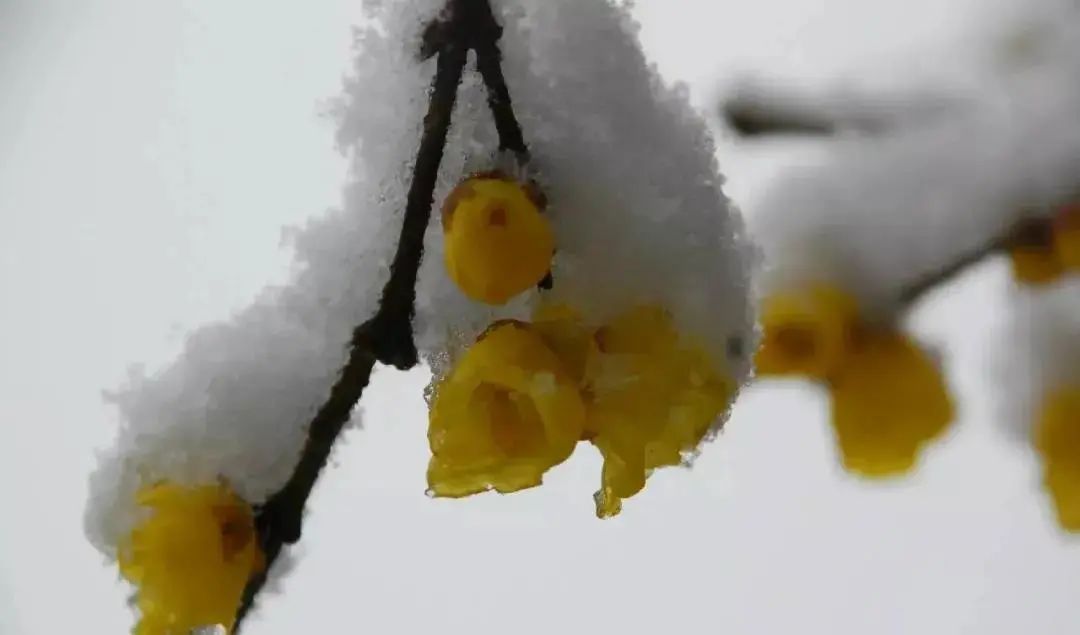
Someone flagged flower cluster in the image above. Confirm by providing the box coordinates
[118,483,263,634]
[428,175,734,517]
[86,2,754,629]
[756,284,954,477]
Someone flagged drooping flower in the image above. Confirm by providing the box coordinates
[755,284,859,380]
[427,320,586,497]
[1033,387,1080,532]
[426,302,734,518]
[1008,205,1080,285]
[118,482,263,635]
[1008,217,1066,285]
[757,284,954,477]
[1053,203,1080,270]
[441,174,555,305]
[583,305,733,518]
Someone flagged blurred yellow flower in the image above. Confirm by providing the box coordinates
[427,320,586,497]
[756,284,859,380]
[119,482,262,635]
[442,175,554,305]
[1009,244,1065,286]
[1034,387,1080,533]
[1053,204,1080,270]
[829,328,954,477]
[1008,207,1080,285]
[757,283,953,478]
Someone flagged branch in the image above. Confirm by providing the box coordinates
[234,0,526,629]
[723,100,842,137]
[721,79,963,139]
[898,216,1055,307]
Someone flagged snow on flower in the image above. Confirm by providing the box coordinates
[427,320,586,497]
[87,0,753,628]
[742,0,1080,479]
[413,0,753,515]
[119,482,262,634]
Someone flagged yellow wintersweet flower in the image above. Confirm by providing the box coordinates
[427,320,586,497]
[1009,242,1065,286]
[1053,204,1080,270]
[426,303,732,518]
[584,306,732,518]
[1034,387,1080,533]
[118,482,263,635]
[1008,208,1080,286]
[442,175,555,305]
[828,328,954,477]
[756,283,953,478]
[531,302,598,386]
[756,284,860,380]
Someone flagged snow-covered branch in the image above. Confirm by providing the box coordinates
[236,0,528,627]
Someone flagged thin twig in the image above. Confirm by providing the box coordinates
[233,0,527,629]
[898,216,1055,306]
[723,101,841,137]
[472,17,528,160]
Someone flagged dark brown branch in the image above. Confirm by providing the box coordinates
[898,216,1055,306]
[720,80,964,139]
[723,100,841,137]
[234,0,527,630]
[472,12,528,160]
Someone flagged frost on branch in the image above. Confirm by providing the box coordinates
[85,0,753,632]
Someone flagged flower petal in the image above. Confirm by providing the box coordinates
[828,329,954,478]
[427,321,585,497]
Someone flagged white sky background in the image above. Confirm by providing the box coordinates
[1,1,1078,633]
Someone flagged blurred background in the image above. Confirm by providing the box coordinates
[1,0,1077,633]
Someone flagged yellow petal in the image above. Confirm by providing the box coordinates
[532,302,598,387]
[1009,246,1065,285]
[1009,218,1064,285]
[118,482,261,635]
[587,306,732,517]
[1034,387,1080,532]
[427,321,586,498]
[828,328,953,478]
[756,284,859,379]
[1053,204,1080,270]
[442,176,554,305]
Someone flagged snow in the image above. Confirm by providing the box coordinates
[744,0,1080,317]
[85,0,753,558]
[6,0,1080,633]
[994,278,1080,441]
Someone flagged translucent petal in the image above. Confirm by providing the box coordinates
[586,306,732,517]
[427,321,585,497]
